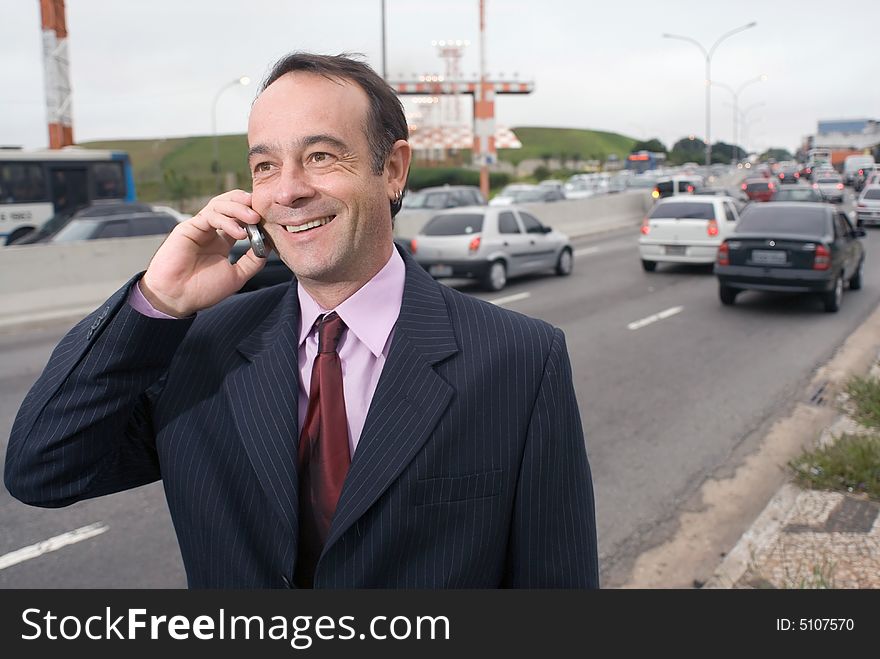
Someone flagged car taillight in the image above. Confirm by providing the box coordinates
[794,172,800,178]
[717,242,730,266]
[707,219,719,236]
[410,238,418,254]
[813,183,819,189]
[858,169,864,176]
[652,188,660,199]
[741,183,748,190]
[779,173,784,179]
[687,185,694,193]
[468,236,481,252]
[813,244,830,270]
[857,203,866,208]
[640,217,650,235]
[836,183,844,190]
[768,182,776,190]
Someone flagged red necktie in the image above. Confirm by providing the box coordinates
[295,311,350,588]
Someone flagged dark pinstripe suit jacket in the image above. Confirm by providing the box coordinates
[5,249,599,588]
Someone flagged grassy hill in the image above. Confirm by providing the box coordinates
[81,126,636,202]
[500,126,636,166]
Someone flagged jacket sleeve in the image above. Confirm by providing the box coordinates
[503,327,600,588]
[4,276,194,508]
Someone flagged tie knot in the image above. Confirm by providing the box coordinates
[317,312,346,354]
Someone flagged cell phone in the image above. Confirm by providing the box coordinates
[245,223,270,258]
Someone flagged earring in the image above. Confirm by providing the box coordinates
[392,189,402,203]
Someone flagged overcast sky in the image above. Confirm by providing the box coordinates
[2,0,878,155]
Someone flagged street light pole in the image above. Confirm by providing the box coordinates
[663,21,757,167]
[380,0,387,78]
[212,76,251,193]
[713,74,767,162]
[738,102,765,157]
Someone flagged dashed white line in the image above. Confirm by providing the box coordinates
[0,522,109,571]
[574,246,602,257]
[627,306,684,331]
[487,292,531,306]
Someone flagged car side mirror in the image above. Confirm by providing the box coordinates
[542,225,552,234]
[854,228,867,238]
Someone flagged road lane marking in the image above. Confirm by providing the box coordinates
[487,292,531,306]
[0,522,109,571]
[627,305,684,331]
[574,246,601,257]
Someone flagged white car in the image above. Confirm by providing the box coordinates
[411,205,573,291]
[152,205,192,222]
[488,184,536,206]
[639,195,741,271]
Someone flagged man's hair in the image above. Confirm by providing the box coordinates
[260,52,409,217]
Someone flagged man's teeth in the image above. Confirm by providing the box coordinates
[285,216,334,233]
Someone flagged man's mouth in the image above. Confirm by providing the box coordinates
[284,216,336,234]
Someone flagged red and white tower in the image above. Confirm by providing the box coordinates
[40,0,74,148]
[432,39,469,124]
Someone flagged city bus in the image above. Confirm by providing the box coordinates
[625,150,665,174]
[0,147,136,245]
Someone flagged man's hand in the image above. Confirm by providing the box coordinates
[140,190,268,317]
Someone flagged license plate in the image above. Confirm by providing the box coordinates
[665,245,686,256]
[751,249,788,265]
[429,264,453,277]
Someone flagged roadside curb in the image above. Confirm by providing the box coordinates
[703,483,803,589]
[705,350,880,589]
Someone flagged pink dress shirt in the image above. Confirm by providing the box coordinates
[128,248,406,457]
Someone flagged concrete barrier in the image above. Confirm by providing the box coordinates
[394,190,652,240]
[0,236,164,328]
[0,190,652,328]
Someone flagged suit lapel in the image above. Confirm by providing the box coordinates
[225,282,302,537]
[325,253,458,551]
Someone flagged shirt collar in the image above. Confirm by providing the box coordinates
[297,248,405,357]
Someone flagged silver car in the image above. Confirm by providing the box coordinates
[813,173,845,203]
[411,206,573,291]
[855,185,880,227]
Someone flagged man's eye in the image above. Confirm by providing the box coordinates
[253,162,271,173]
[309,152,331,164]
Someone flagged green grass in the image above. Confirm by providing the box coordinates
[844,376,880,429]
[499,126,637,166]
[790,433,880,500]
[789,375,880,500]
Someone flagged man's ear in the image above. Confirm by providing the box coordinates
[385,140,412,194]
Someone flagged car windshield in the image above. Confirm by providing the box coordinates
[422,213,484,236]
[51,220,98,242]
[863,189,880,200]
[737,207,828,235]
[403,192,448,209]
[746,182,769,191]
[774,189,819,201]
[649,202,715,220]
[510,188,546,202]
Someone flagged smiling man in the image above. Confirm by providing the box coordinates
[5,53,599,589]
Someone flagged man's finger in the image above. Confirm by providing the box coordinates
[233,248,269,283]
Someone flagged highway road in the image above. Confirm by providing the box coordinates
[2,189,878,588]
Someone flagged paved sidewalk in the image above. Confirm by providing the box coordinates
[707,358,880,589]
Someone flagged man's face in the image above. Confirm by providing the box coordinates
[247,72,393,288]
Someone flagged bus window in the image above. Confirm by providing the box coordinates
[51,168,89,216]
[92,162,125,199]
[0,163,47,203]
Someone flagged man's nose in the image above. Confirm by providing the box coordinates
[273,164,316,206]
